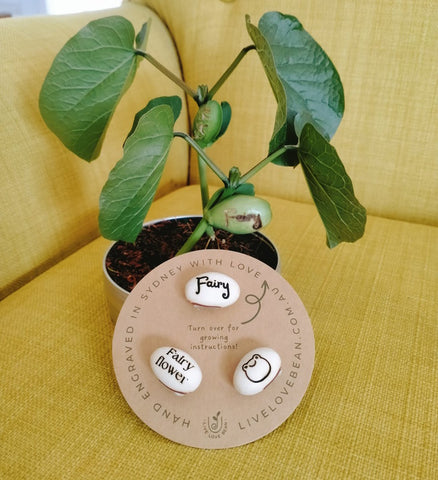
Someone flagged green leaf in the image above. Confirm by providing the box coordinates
[259,12,344,138]
[298,123,366,248]
[125,95,182,143]
[216,101,232,140]
[135,21,150,51]
[227,183,255,198]
[206,183,255,212]
[247,12,344,166]
[294,110,329,141]
[99,105,175,242]
[246,15,297,167]
[39,16,139,161]
[221,183,255,202]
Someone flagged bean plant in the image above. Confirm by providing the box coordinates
[39,12,366,253]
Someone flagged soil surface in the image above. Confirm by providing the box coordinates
[105,217,278,292]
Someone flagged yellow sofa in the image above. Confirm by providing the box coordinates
[1,0,437,477]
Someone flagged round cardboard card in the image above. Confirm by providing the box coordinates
[112,250,315,449]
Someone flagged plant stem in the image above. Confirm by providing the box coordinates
[174,132,229,185]
[239,146,298,184]
[135,50,198,100]
[208,45,255,99]
[176,217,210,255]
[197,153,209,209]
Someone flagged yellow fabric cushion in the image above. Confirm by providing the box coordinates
[1,185,436,479]
[134,0,438,226]
[0,3,189,299]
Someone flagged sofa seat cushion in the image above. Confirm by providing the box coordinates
[1,185,436,479]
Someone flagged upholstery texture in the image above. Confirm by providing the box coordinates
[0,0,437,478]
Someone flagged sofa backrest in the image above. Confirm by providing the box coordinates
[137,0,438,227]
[2,0,437,298]
[0,3,189,298]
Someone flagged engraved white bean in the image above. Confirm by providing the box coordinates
[205,195,272,234]
[185,271,240,308]
[233,347,281,396]
[150,346,202,395]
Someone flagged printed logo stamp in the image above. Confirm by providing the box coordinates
[202,411,228,439]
